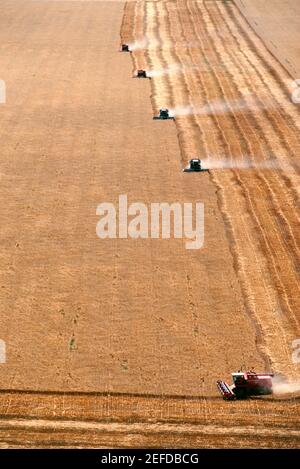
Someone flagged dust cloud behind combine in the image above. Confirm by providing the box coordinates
[169,96,278,118]
[273,376,300,395]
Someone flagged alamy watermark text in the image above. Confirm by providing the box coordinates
[96,195,204,249]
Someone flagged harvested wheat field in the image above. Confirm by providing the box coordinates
[0,0,299,448]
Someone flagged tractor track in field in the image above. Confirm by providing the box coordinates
[1,417,300,438]
[121,0,300,379]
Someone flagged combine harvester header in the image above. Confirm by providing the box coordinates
[120,44,130,52]
[183,159,209,173]
[153,108,174,120]
[135,69,149,78]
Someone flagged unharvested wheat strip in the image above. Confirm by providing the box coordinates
[205,1,300,188]
[156,3,254,396]
[199,4,300,283]
[133,1,148,71]
[186,0,298,372]
[167,1,230,161]
[121,1,135,45]
[148,0,196,115]
[238,199,297,373]
[149,1,201,158]
[221,2,300,128]
[130,1,145,72]
[169,2,278,370]
[216,2,300,134]
[192,0,300,308]
[144,1,175,111]
[163,1,211,159]
[198,2,300,337]
[223,3,295,96]
[229,0,298,90]
[200,2,300,268]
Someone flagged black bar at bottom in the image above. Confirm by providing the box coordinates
[0,449,298,466]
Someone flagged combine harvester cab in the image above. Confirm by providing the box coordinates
[153,108,174,120]
[217,370,274,400]
[121,44,130,52]
[135,69,148,78]
[183,159,209,173]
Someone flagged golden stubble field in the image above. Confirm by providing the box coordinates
[0,0,299,447]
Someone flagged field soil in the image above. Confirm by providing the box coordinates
[235,0,300,78]
[0,0,299,447]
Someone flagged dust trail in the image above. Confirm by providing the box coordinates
[169,105,194,117]
[189,157,297,172]
[128,37,207,51]
[273,375,300,395]
[127,38,148,51]
[128,37,160,51]
[169,97,276,118]
[146,64,182,78]
[202,158,279,171]
[146,64,203,78]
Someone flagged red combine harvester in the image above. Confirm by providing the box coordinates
[217,370,274,400]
